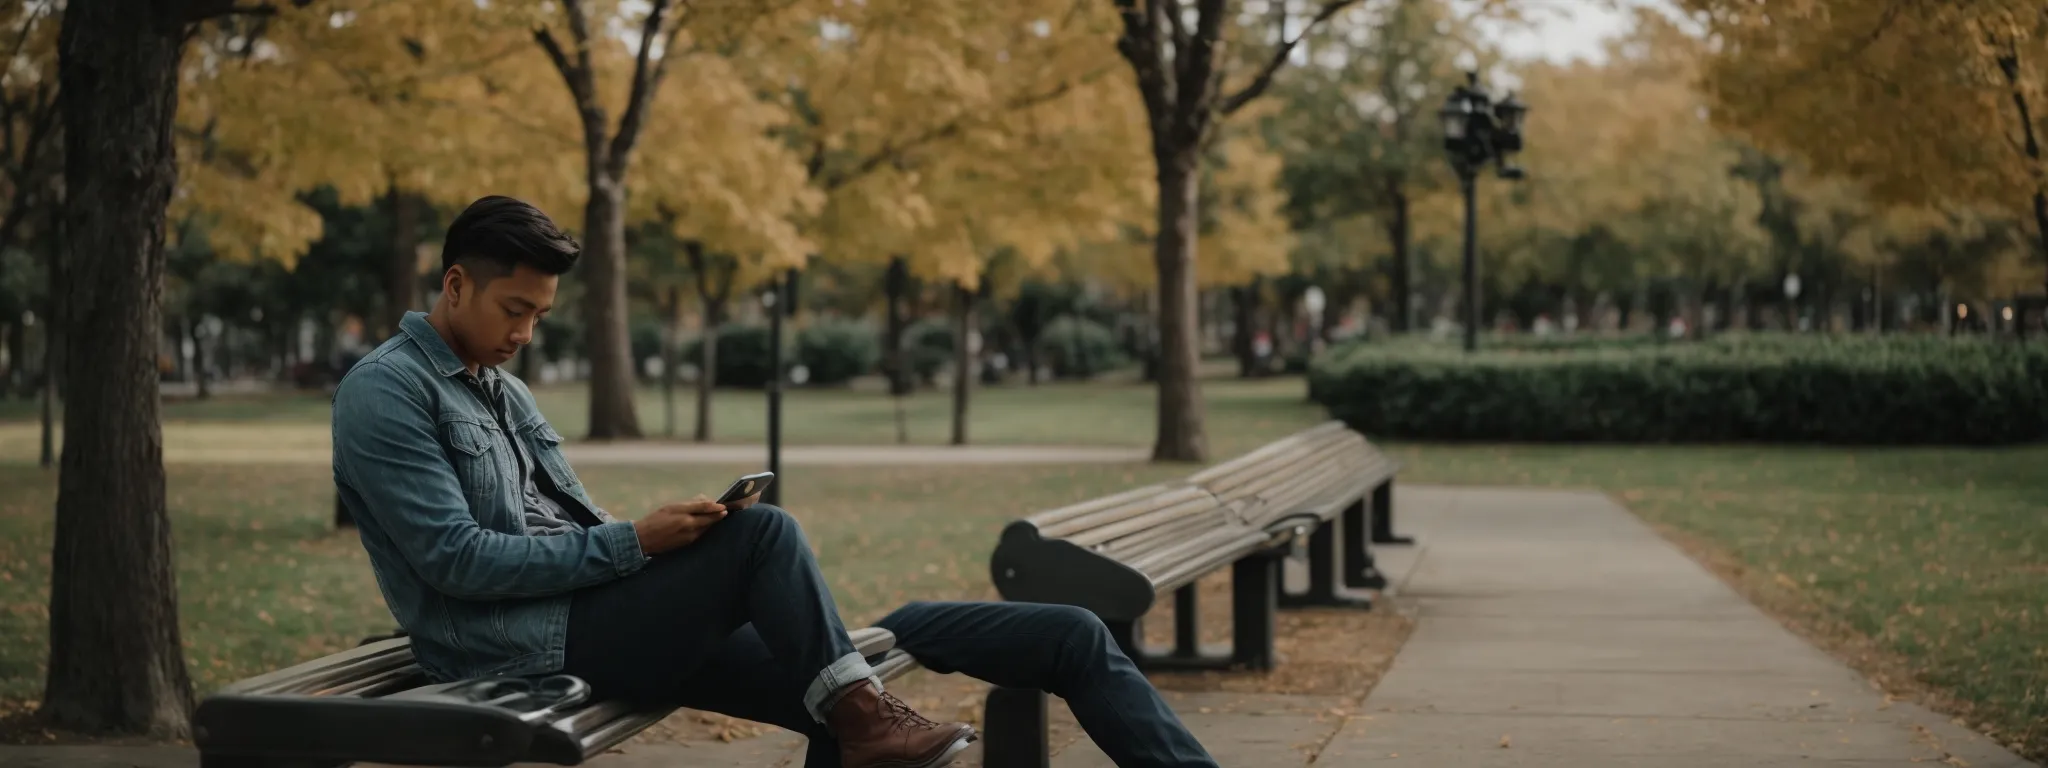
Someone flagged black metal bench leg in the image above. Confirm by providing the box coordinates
[1172,584,1201,658]
[1230,553,1278,671]
[1342,498,1390,591]
[982,686,1051,768]
[1280,518,1374,610]
[1369,479,1414,545]
[1128,585,1237,672]
[1106,618,1143,665]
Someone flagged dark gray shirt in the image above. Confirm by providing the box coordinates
[475,368,581,536]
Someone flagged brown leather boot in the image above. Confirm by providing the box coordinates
[825,680,976,768]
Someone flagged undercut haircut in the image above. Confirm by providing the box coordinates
[440,196,580,286]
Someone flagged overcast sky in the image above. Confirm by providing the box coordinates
[1472,0,1675,65]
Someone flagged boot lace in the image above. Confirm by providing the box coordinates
[878,691,939,730]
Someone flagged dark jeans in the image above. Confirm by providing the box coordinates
[562,504,1219,768]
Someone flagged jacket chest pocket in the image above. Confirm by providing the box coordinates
[519,422,582,492]
[442,418,508,515]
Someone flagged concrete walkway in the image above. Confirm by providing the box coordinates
[1320,485,2038,767]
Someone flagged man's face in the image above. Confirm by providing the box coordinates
[449,262,557,369]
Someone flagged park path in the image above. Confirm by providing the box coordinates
[1317,485,2039,767]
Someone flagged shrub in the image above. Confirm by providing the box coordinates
[906,317,955,385]
[1306,335,2048,445]
[679,324,782,389]
[1036,316,1128,380]
[796,319,880,386]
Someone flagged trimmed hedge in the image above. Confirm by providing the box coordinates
[680,324,781,388]
[1307,335,2048,445]
[1036,316,1127,380]
[906,318,955,386]
[796,320,880,386]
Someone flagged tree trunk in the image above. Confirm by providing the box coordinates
[950,282,973,446]
[40,309,55,469]
[1817,281,1835,333]
[5,321,23,397]
[1713,283,1735,332]
[661,286,678,438]
[189,318,209,400]
[383,186,422,338]
[1387,180,1413,333]
[219,325,236,381]
[2034,189,2048,303]
[1685,272,1708,340]
[882,257,911,397]
[581,177,640,439]
[1151,153,1206,463]
[1778,273,1797,330]
[43,1,195,736]
[694,296,718,443]
[1232,280,1259,378]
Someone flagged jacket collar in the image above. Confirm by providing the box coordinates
[400,311,474,379]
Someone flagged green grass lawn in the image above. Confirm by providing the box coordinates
[0,461,1194,705]
[0,371,1329,462]
[1393,442,2048,761]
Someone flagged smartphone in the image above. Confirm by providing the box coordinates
[716,471,776,505]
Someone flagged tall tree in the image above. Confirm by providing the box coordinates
[42,0,272,738]
[529,0,802,439]
[1111,0,1361,461]
[1271,0,1467,333]
[1682,1,2048,303]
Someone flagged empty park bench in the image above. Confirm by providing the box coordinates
[191,624,1014,768]
[986,420,1408,672]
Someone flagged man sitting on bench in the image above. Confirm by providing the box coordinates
[330,195,1221,768]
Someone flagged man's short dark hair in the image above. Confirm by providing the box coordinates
[441,196,580,284]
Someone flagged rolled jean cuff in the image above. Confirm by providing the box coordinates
[804,651,882,723]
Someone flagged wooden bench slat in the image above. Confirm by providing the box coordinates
[1183,421,1349,485]
[221,637,413,696]
[1210,449,1362,520]
[1064,497,1222,548]
[1192,440,1329,496]
[1144,531,1272,593]
[1095,510,1233,559]
[1038,487,1215,540]
[1201,437,1367,502]
[1125,526,1263,576]
[1024,482,1190,529]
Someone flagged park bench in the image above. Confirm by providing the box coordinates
[191,625,981,768]
[986,420,1407,672]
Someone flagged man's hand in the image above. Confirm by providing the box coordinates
[632,497,727,555]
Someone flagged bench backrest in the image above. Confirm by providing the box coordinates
[1187,421,1394,530]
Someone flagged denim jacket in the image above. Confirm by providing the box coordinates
[331,311,648,682]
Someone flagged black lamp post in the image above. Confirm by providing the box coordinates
[761,268,798,507]
[1438,70,1529,352]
